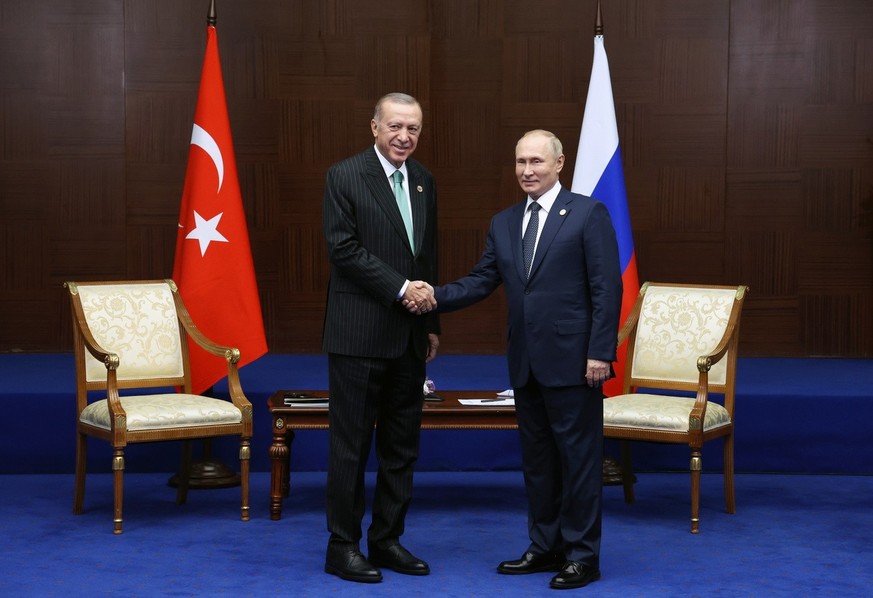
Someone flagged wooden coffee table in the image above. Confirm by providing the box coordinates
[267,389,516,520]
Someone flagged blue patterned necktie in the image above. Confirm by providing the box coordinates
[392,170,414,248]
[522,202,540,278]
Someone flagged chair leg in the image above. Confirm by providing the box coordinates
[240,437,251,522]
[690,449,702,534]
[724,433,736,514]
[619,440,636,504]
[112,448,125,534]
[176,440,192,506]
[73,431,87,515]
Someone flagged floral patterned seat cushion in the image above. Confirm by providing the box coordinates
[603,393,730,432]
[80,394,242,431]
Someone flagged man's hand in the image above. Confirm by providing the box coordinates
[426,333,439,363]
[402,281,436,314]
[586,359,611,387]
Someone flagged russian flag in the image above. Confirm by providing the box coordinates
[571,34,640,397]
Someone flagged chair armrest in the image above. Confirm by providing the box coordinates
[177,313,252,416]
[617,286,646,347]
[177,314,241,363]
[689,304,742,435]
[69,300,120,372]
[72,317,127,428]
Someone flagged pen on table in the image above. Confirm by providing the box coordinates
[479,397,507,403]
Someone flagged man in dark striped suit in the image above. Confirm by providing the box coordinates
[321,92,440,583]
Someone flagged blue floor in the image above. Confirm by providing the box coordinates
[1,471,871,596]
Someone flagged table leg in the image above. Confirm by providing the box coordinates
[269,416,290,520]
[282,429,294,497]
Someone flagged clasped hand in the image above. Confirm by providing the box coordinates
[402,281,436,315]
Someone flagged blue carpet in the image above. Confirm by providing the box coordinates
[1,471,871,596]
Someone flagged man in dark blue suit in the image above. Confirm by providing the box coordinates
[322,93,440,583]
[430,129,622,590]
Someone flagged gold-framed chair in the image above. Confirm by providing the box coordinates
[603,282,748,533]
[65,279,253,533]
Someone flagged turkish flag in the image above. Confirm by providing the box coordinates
[173,24,267,394]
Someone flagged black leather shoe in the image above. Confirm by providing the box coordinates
[549,561,601,589]
[324,543,382,583]
[497,550,565,575]
[368,541,430,576]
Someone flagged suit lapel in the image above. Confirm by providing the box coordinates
[363,149,412,252]
[510,201,528,281]
[406,161,427,256]
[528,190,572,280]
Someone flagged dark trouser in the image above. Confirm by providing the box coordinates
[514,374,603,566]
[325,348,425,547]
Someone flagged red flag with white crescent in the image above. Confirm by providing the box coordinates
[173,25,267,393]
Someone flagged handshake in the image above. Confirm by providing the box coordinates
[402,281,436,315]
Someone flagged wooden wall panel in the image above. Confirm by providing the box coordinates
[0,0,124,352]
[727,0,873,355]
[0,0,871,358]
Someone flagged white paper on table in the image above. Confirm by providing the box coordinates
[458,398,515,406]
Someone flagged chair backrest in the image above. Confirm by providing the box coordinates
[627,283,745,391]
[69,281,187,387]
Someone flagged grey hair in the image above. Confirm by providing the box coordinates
[517,129,563,158]
[373,92,420,121]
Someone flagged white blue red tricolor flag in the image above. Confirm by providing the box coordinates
[571,34,640,397]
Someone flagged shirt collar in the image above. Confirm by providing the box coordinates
[526,182,561,214]
[374,145,408,180]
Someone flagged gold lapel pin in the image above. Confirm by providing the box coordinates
[559,209,567,216]
[417,185,423,193]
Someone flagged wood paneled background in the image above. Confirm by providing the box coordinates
[1,0,871,357]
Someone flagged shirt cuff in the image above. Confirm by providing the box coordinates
[397,279,410,300]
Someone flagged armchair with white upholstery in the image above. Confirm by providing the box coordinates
[603,282,748,533]
[65,279,253,533]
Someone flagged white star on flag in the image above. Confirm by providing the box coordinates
[185,209,228,256]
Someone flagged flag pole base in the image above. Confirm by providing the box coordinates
[168,437,241,489]
[168,459,240,489]
[602,455,633,486]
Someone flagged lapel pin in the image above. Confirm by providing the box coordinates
[417,185,423,193]
[559,209,567,216]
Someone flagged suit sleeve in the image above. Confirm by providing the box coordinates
[435,217,503,312]
[584,201,623,362]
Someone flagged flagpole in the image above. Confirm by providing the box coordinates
[594,0,602,36]
[581,0,637,489]
[168,0,245,493]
